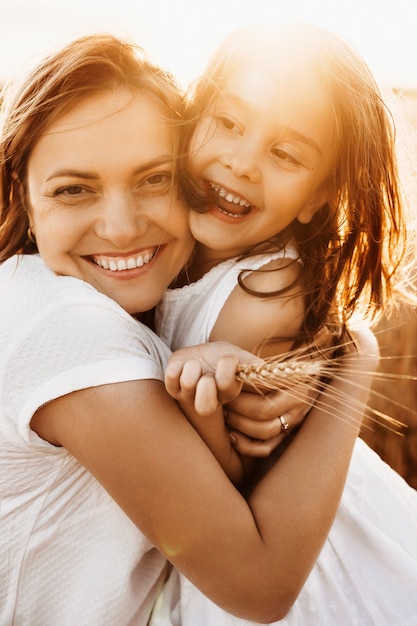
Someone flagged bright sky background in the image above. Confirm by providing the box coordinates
[0,0,416,90]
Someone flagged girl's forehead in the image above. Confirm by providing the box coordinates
[219,52,326,120]
[213,49,335,160]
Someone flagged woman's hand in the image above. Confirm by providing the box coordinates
[225,323,379,457]
[225,382,319,457]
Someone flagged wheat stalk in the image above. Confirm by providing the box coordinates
[236,359,327,390]
[235,351,409,436]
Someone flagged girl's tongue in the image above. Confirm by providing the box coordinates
[208,183,253,218]
[215,195,252,218]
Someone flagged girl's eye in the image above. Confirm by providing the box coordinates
[271,148,300,166]
[216,115,239,133]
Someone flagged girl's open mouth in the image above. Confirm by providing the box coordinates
[209,183,254,218]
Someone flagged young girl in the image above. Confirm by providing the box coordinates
[154,22,417,625]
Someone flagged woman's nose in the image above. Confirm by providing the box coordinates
[96,194,148,245]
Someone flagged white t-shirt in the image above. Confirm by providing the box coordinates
[0,254,170,626]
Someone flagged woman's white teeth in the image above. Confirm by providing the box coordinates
[95,252,154,271]
[210,184,251,207]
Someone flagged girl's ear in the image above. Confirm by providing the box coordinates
[296,187,329,224]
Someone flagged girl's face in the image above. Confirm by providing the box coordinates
[26,90,193,314]
[188,48,336,260]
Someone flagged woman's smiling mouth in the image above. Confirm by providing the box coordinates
[90,247,159,272]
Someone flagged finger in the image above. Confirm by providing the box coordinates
[176,360,206,404]
[227,411,295,440]
[194,374,219,416]
[228,390,279,421]
[230,384,316,420]
[215,355,243,404]
[164,359,185,397]
[229,431,285,458]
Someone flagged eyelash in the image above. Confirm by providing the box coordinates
[271,149,301,166]
[53,172,173,200]
[217,115,238,131]
[55,186,85,197]
[211,107,305,169]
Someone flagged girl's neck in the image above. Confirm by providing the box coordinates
[179,243,229,285]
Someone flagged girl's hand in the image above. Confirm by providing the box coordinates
[164,342,263,484]
[165,341,261,413]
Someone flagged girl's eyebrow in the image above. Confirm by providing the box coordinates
[46,155,174,182]
[221,93,323,155]
[284,128,323,156]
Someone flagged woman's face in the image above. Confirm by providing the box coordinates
[188,45,336,261]
[26,89,193,314]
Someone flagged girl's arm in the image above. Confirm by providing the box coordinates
[208,258,324,456]
[209,258,305,357]
[164,352,251,484]
[31,327,377,623]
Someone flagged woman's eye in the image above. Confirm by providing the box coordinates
[56,185,85,196]
[137,172,173,196]
[142,172,172,189]
[145,173,168,185]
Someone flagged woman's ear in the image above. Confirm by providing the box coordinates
[12,173,27,209]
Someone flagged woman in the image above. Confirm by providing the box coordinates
[0,33,377,625]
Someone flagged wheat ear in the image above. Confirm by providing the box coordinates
[235,354,408,435]
[236,359,327,390]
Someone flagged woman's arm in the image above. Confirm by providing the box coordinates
[31,327,377,623]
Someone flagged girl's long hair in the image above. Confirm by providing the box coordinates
[180,22,412,343]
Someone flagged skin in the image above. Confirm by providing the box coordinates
[171,48,339,460]
[185,49,336,362]
[26,90,194,315]
[188,51,335,270]
[25,87,378,622]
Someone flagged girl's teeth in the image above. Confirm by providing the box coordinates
[209,183,251,208]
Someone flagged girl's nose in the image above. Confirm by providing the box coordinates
[221,140,261,182]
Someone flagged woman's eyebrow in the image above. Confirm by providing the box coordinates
[46,155,174,182]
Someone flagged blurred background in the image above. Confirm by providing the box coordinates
[1,0,416,486]
[0,0,417,89]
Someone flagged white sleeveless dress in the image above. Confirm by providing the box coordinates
[154,251,417,626]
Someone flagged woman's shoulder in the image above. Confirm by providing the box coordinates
[0,254,122,317]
